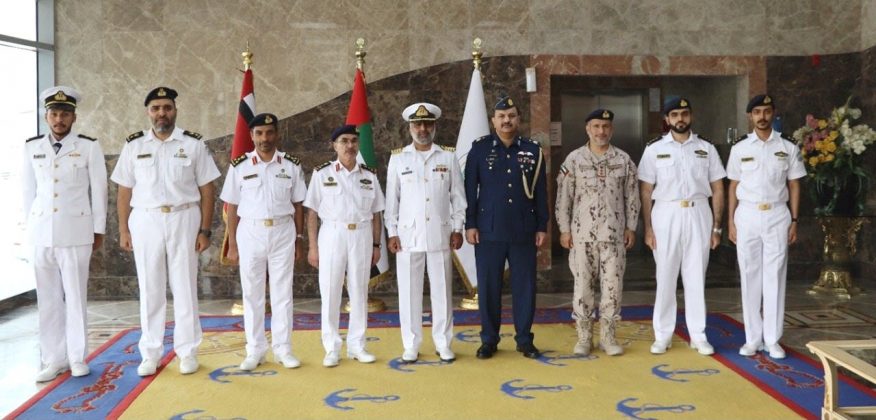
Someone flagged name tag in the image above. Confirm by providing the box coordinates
[657,154,671,159]
[243,174,258,180]
[694,150,708,158]
[69,152,81,157]
[275,173,291,179]
[608,164,622,170]
[33,154,46,159]
[774,151,788,157]
[741,157,754,162]
[360,179,372,185]
[323,182,338,187]
[137,153,152,159]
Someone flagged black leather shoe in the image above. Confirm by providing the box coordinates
[476,344,497,359]
[516,343,541,359]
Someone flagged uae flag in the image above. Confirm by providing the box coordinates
[346,68,389,282]
[220,68,256,265]
[452,67,490,290]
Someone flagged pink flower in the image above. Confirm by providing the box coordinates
[806,114,818,129]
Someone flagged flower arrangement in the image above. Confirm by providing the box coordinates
[792,99,876,215]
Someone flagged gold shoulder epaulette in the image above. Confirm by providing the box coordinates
[183,130,202,140]
[732,134,748,145]
[77,134,97,141]
[231,154,247,167]
[25,134,42,143]
[315,161,332,171]
[646,136,662,146]
[359,163,376,174]
[126,131,144,142]
[780,133,795,142]
[391,147,403,155]
[439,145,456,152]
[283,153,301,165]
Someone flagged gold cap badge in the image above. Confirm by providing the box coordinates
[764,96,772,104]
[158,88,167,97]
[680,99,688,107]
[602,110,610,118]
[507,99,514,106]
[54,91,67,101]
[415,105,429,117]
[265,115,273,124]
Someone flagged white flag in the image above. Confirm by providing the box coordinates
[453,68,490,291]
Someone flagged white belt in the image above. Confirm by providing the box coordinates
[739,201,785,211]
[140,202,197,213]
[240,215,293,227]
[325,221,372,230]
[657,199,707,208]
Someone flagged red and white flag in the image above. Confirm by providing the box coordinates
[221,68,256,265]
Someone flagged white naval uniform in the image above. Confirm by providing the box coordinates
[384,144,466,353]
[110,127,220,361]
[22,131,108,367]
[638,133,726,343]
[303,161,385,354]
[728,131,806,347]
[220,151,307,359]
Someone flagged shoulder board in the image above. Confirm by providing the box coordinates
[183,130,203,140]
[780,133,795,142]
[521,137,541,147]
[732,134,748,145]
[359,163,377,174]
[314,161,332,171]
[646,136,662,146]
[25,134,43,143]
[126,131,144,142]
[473,135,490,143]
[231,154,247,167]
[698,135,712,144]
[439,145,456,152]
[77,134,97,141]
[283,153,301,165]
[391,147,403,155]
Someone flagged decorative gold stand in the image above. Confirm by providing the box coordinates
[344,297,386,313]
[460,293,479,310]
[808,217,869,299]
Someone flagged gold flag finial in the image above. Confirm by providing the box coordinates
[242,42,253,71]
[472,37,483,70]
[355,38,367,70]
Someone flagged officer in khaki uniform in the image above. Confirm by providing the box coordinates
[221,113,307,370]
[22,86,108,382]
[385,103,466,363]
[111,87,220,376]
[305,125,385,368]
[638,97,726,356]
[728,95,805,360]
[556,109,639,357]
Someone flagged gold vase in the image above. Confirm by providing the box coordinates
[808,216,869,298]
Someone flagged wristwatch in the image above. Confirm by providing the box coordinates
[296,234,305,240]
[791,218,799,223]
[711,227,723,235]
[198,229,212,239]
[373,242,381,248]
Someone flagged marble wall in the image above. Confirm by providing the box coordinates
[56,0,870,154]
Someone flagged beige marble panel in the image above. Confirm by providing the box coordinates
[103,0,166,32]
[469,0,531,31]
[865,0,876,49]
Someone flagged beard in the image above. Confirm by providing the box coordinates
[670,122,690,134]
[50,125,71,138]
[411,129,436,145]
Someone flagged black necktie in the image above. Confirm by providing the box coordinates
[53,142,62,154]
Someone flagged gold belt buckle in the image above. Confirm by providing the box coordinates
[758,203,771,211]
[264,219,274,227]
[347,223,357,230]
[160,205,171,213]
[679,200,691,208]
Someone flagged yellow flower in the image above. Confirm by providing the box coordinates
[815,140,824,151]
[828,131,839,141]
[824,154,834,162]
[808,156,820,166]
[825,142,837,152]
[817,119,828,129]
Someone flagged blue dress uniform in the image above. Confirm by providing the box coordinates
[464,132,548,351]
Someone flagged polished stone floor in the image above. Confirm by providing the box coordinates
[2,274,876,417]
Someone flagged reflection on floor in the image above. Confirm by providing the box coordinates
[2,273,875,417]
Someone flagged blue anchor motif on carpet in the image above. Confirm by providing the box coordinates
[388,357,451,373]
[500,379,572,399]
[651,364,720,382]
[536,350,597,366]
[208,365,278,384]
[616,397,696,420]
[324,388,400,411]
[454,329,513,343]
[169,409,246,420]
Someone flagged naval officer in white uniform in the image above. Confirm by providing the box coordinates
[22,86,108,382]
[385,103,466,363]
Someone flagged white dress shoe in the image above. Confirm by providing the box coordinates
[766,343,786,359]
[436,347,456,362]
[573,340,592,356]
[401,349,418,363]
[277,353,301,369]
[690,340,715,356]
[137,359,158,377]
[347,349,376,364]
[179,356,199,375]
[35,364,68,383]
[739,343,763,357]
[323,351,340,368]
[70,362,90,377]
[650,340,672,355]
[239,355,265,371]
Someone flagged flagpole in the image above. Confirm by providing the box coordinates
[457,38,484,311]
[230,45,254,316]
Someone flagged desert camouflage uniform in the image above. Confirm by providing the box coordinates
[556,144,640,353]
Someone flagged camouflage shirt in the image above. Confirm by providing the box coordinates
[555,144,640,243]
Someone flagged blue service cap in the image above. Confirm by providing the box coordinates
[585,108,614,123]
[144,86,178,106]
[331,124,358,142]
[249,113,278,128]
[663,97,691,115]
[746,94,774,112]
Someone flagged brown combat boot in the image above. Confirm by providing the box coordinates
[573,319,592,356]
[599,318,624,356]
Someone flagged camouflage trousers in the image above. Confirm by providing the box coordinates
[569,241,626,324]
